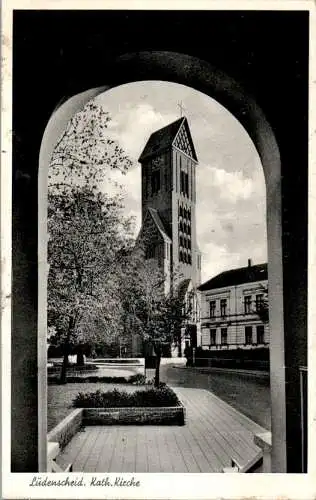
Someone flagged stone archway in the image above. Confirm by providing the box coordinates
[39,51,286,472]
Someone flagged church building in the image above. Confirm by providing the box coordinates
[136,117,202,355]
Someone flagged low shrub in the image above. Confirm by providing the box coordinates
[127,374,167,387]
[195,346,269,361]
[72,386,180,408]
[146,378,166,388]
[193,346,270,371]
[194,357,269,371]
[128,374,147,385]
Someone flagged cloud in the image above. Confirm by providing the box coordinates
[102,100,178,162]
[197,162,264,204]
[95,81,267,282]
[196,163,267,282]
[200,242,242,281]
[222,222,234,233]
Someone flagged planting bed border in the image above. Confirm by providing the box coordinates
[83,404,185,426]
[48,408,83,450]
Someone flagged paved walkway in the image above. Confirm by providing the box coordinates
[178,365,269,379]
[56,387,267,473]
[163,365,271,430]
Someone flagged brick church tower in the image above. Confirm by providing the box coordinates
[137,117,201,354]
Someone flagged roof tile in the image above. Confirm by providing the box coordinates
[198,263,268,291]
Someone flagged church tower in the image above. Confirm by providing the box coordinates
[138,117,201,293]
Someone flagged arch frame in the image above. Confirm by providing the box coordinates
[39,51,286,472]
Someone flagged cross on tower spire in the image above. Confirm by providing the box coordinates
[178,101,185,117]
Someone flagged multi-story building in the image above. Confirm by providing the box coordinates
[198,260,268,350]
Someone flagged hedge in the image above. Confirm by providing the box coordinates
[194,358,269,370]
[193,347,269,371]
[73,386,180,408]
[195,346,269,360]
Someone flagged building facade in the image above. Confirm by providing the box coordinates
[198,260,268,350]
[137,117,202,354]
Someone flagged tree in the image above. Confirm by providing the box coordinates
[118,247,192,387]
[49,100,132,191]
[47,100,134,383]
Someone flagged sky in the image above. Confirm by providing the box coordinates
[95,81,267,283]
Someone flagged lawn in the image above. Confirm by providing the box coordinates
[47,382,144,432]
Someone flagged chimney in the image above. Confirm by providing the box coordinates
[248,258,252,268]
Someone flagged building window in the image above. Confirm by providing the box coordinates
[180,170,189,197]
[180,170,184,193]
[244,295,252,314]
[179,250,183,262]
[257,325,264,344]
[221,328,227,345]
[151,170,160,194]
[256,294,264,312]
[245,326,253,344]
[209,300,216,318]
[220,298,227,317]
[210,329,216,345]
[187,253,192,265]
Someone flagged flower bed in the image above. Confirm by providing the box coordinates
[73,386,179,408]
[72,386,185,426]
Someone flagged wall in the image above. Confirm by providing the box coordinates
[11,11,308,473]
[200,279,269,349]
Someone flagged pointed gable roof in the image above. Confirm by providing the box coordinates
[137,207,171,245]
[147,208,171,243]
[138,117,198,162]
